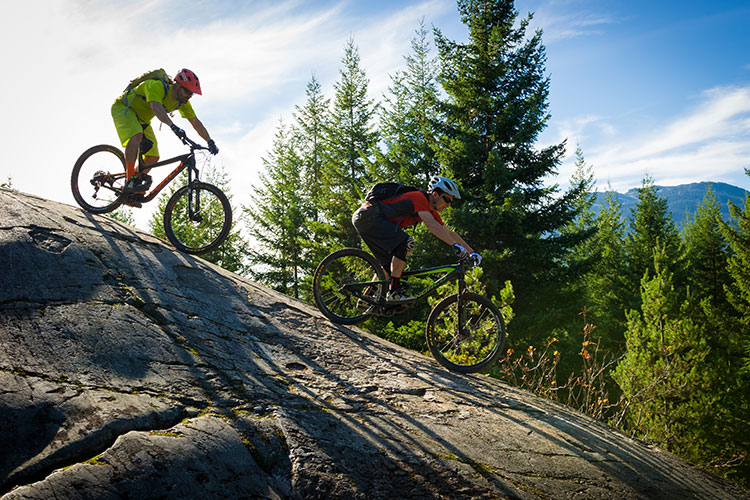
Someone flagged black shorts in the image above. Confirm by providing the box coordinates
[352,205,409,269]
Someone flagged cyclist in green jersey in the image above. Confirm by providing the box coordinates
[111,68,218,205]
[352,175,481,302]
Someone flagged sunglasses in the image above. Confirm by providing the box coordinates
[440,194,452,205]
[179,86,193,98]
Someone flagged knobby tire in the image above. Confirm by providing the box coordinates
[163,182,232,255]
[313,248,387,325]
[71,145,126,214]
[426,292,506,373]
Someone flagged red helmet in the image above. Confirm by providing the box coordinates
[175,68,202,95]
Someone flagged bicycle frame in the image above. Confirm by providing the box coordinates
[134,152,197,203]
[350,261,468,313]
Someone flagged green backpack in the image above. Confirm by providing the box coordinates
[123,68,173,96]
[120,69,174,112]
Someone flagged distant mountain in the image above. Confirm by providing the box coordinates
[592,182,749,227]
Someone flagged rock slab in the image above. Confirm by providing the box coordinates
[1,188,747,499]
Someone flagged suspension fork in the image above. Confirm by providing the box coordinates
[186,162,202,222]
[456,273,467,334]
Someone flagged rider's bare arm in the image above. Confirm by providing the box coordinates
[187,117,212,143]
[446,227,474,254]
[149,101,176,128]
[418,210,474,254]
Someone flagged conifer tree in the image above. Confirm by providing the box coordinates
[434,0,589,343]
[722,185,750,334]
[720,174,750,385]
[294,74,330,217]
[244,120,310,298]
[614,245,749,483]
[624,176,683,312]
[682,185,732,311]
[587,189,629,346]
[378,19,441,185]
[319,37,379,248]
[558,147,599,352]
[293,75,334,272]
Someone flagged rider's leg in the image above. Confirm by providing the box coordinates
[390,256,406,289]
[124,132,143,177]
[138,126,160,175]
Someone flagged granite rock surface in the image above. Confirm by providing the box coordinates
[1,188,747,499]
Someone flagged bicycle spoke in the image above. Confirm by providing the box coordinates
[313,249,386,325]
[71,145,126,213]
[164,182,232,255]
[426,293,505,373]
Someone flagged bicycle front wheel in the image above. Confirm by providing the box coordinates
[163,182,232,255]
[71,145,126,214]
[426,292,506,373]
[313,248,387,325]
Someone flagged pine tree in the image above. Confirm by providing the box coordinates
[293,75,334,276]
[587,189,629,346]
[682,185,732,311]
[244,119,310,299]
[148,166,247,273]
[318,37,379,249]
[294,74,330,218]
[554,147,596,341]
[624,176,683,313]
[614,244,749,484]
[378,19,441,185]
[722,184,750,334]
[434,0,589,344]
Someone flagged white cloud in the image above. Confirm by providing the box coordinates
[553,86,750,192]
[0,0,455,231]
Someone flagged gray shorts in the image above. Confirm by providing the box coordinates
[352,204,409,269]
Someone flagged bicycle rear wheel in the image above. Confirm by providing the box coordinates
[426,292,506,373]
[313,248,387,325]
[71,145,126,214]
[163,182,232,255]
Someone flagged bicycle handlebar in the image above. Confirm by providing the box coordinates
[180,135,208,152]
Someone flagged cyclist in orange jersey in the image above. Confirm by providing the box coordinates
[352,175,481,302]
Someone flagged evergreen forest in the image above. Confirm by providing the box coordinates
[120,0,749,486]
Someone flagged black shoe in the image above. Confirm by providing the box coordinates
[123,174,152,194]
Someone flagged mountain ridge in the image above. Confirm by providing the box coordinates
[592,181,749,224]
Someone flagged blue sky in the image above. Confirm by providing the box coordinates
[1,0,749,230]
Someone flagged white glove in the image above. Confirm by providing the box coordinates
[453,243,467,259]
[470,252,482,265]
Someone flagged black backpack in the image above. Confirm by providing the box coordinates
[364,182,420,204]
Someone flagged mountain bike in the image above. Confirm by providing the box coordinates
[71,136,232,255]
[312,248,506,373]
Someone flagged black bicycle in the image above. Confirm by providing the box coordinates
[71,136,232,255]
[312,248,506,373]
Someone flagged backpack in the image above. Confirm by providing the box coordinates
[123,68,173,96]
[364,182,420,204]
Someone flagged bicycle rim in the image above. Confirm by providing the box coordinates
[313,248,386,325]
[71,145,126,213]
[163,182,232,255]
[426,292,506,373]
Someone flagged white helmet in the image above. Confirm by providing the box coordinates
[428,175,461,199]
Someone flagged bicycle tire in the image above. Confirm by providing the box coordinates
[163,181,232,255]
[71,144,126,214]
[426,292,506,373]
[313,248,387,325]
